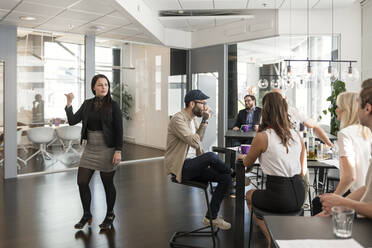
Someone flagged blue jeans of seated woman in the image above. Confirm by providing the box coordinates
[182,152,232,219]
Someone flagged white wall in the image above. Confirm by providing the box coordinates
[362,0,372,81]
[122,44,170,150]
[279,2,362,92]
[192,10,278,48]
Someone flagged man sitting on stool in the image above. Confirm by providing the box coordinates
[164,89,232,230]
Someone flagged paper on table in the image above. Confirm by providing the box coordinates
[276,239,363,248]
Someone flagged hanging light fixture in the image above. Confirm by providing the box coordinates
[323,61,338,81]
[342,61,360,83]
[258,78,269,89]
[270,76,281,89]
[283,0,358,84]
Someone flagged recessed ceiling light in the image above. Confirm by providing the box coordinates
[19,16,36,21]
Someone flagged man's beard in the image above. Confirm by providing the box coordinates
[192,105,203,117]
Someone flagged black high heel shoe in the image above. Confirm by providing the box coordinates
[74,214,92,229]
[99,212,115,230]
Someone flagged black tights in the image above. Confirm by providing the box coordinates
[77,167,116,216]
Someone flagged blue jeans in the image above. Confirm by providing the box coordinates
[182,152,232,219]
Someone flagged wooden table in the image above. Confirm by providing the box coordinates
[264,216,372,247]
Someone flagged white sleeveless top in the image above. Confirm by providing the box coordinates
[259,129,302,177]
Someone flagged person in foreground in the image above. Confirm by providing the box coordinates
[65,74,123,230]
[164,89,232,230]
[312,92,371,215]
[238,92,306,248]
[319,79,372,218]
[232,94,261,132]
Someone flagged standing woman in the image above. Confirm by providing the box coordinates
[65,74,123,230]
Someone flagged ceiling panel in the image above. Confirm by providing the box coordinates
[107,10,134,20]
[277,0,354,9]
[56,9,101,22]
[69,0,115,15]
[180,1,214,10]
[71,22,119,35]
[0,9,9,19]
[4,11,48,26]
[0,0,21,10]
[37,17,87,31]
[247,0,283,9]
[14,2,63,17]
[105,27,141,37]
[24,0,81,8]
[214,0,246,9]
[93,15,132,27]
[142,0,180,11]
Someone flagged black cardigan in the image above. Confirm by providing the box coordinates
[65,98,123,151]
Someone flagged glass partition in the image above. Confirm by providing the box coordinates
[192,72,219,152]
[0,60,3,178]
[236,35,340,129]
[95,40,168,161]
[17,30,85,174]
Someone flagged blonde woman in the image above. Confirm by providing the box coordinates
[314,92,372,215]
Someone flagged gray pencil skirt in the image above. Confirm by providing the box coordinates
[79,130,116,172]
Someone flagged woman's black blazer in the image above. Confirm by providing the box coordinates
[65,98,123,150]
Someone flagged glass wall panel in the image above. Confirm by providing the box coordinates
[17,30,85,174]
[0,60,3,178]
[95,40,168,160]
[236,35,339,130]
[168,75,186,116]
[192,72,219,151]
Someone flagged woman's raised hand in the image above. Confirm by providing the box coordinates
[64,93,74,107]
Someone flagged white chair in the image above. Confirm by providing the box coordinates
[25,127,55,164]
[17,129,27,166]
[0,130,27,169]
[55,126,82,155]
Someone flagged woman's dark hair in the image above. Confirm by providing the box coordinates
[258,92,294,152]
[91,74,112,111]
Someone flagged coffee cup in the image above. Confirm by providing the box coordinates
[240,124,252,132]
[238,144,251,154]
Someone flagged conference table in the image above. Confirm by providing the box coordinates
[264,215,372,247]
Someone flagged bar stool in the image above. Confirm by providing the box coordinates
[248,204,304,247]
[169,174,219,248]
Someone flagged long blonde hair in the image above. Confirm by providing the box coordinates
[337,91,371,139]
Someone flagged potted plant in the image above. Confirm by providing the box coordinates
[111,84,133,120]
[319,79,346,135]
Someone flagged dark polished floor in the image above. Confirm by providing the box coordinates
[0,159,267,248]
